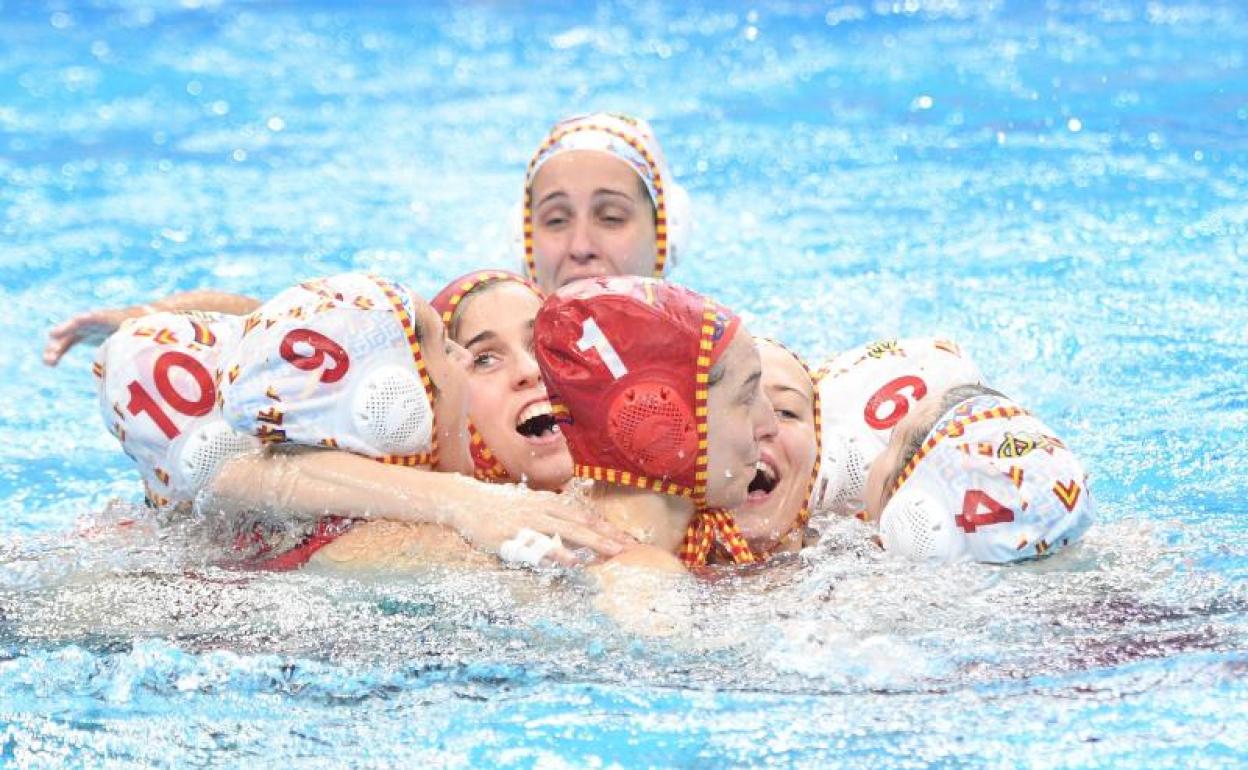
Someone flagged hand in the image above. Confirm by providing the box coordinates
[448,491,637,566]
[44,305,146,366]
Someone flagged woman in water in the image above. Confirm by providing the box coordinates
[94,272,629,565]
[862,382,1095,563]
[724,339,821,559]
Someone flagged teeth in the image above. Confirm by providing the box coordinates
[756,460,778,483]
[516,401,553,427]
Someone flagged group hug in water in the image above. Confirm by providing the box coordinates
[44,113,1094,632]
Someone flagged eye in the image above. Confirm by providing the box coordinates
[775,408,800,420]
[472,351,501,369]
[597,208,629,226]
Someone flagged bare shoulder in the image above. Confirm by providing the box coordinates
[596,544,686,575]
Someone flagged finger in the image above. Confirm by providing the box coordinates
[542,546,583,568]
[538,520,626,557]
[42,336,76,366]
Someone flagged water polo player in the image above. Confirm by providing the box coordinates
[429,270,572,491]
[534,276,777,569]
[863,384,1094,563]
[519,112,691,293]
[725,339,821,559]
[44,112,690,366]
[93,273,630,565]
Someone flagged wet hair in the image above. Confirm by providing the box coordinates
[881,383,1007,501]
[708,360,726,387]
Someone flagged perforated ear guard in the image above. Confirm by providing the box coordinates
[810,426,872,516]
[349,365,434,456]
[606,378,697,478]
[173,418,262,495]
[878,486,967,562]
[663,182,691,271]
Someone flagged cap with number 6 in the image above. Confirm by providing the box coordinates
[811,337,983,518]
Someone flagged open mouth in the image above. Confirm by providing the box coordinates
[747,459,780,500]
[516,401,561,442]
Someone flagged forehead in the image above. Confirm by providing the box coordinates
[455,282,540,335]
[758,342,812,396]
[530,150,643,197]
[719,330,760,380]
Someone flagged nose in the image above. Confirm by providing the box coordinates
[568,217,596,265]
[753,393,779,443]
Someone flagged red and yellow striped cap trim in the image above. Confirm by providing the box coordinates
[523,122,670,282]
[680,300,756,566]
[680,509,757,566]
[892,404,1029,494]
[435,271,538,328]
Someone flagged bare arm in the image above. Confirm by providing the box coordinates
[44,289,261,366]
[589,546,692,636]
[204,449,631,561]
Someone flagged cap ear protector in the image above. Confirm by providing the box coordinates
[810,426,870,517]
[606,378,698,479]
[878,485,967,562]
[175,418,263,495]
[349,364,434,456]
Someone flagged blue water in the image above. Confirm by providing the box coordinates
[2,1,1247,767]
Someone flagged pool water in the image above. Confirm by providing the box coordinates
[2,0,1247,767]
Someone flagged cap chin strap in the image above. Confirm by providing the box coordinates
[681,509,756,566]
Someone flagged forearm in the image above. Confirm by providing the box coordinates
[205,448,578,527]
[150,290,261,316]
[204,449,628,558]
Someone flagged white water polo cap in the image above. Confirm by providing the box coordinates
[219,273,439,465]
[518,112,692,280]
[94,311,259,507]
[879,394,1094,563]
[811,338,983,517]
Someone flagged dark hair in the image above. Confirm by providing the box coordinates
[881,383,1007,499]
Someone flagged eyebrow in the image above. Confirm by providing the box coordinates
[535,188,636,209]
[766,384,810,401]
[738,370,762,397]
[463,329,497,349]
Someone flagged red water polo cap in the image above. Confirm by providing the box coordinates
[534,276,741,504]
